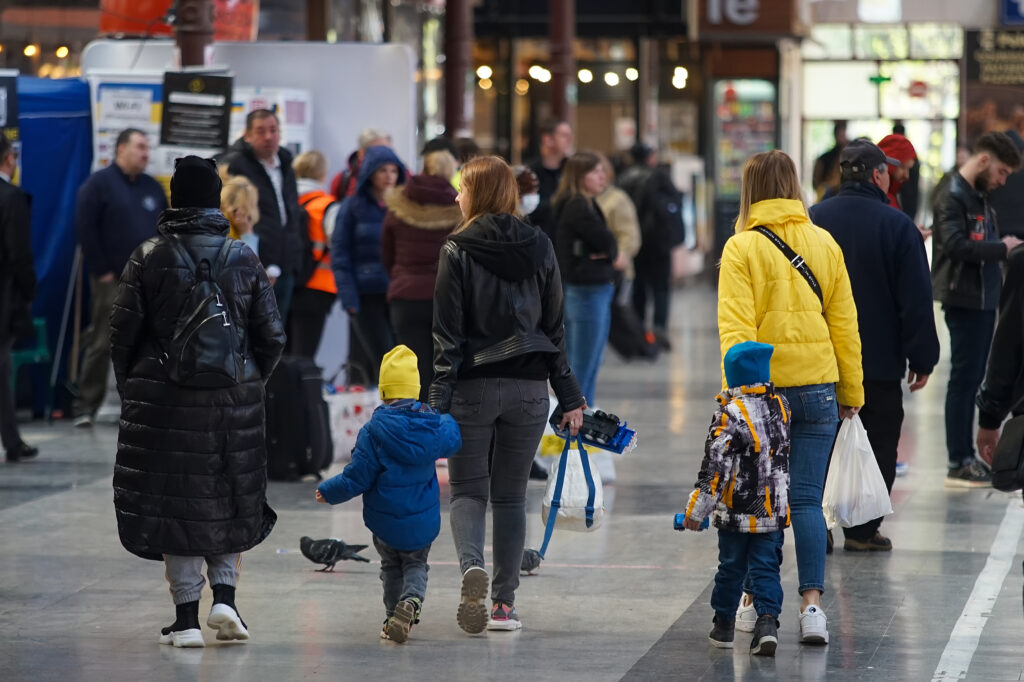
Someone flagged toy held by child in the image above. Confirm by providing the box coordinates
[314,345,462,643]
[679,341,791,657]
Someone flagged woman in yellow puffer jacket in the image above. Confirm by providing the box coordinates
[717,150,863,646]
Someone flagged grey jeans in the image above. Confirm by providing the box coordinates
[163,554,240,605]
[373,536,430,616]
[448,377,549,605]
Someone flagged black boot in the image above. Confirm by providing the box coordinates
[159,600,204,647]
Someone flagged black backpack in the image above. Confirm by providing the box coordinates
[159,237,244,389]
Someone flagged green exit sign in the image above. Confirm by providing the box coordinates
[869,74,892,85]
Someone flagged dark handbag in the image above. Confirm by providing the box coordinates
[752,226,823,307]
[991,414,1024,492]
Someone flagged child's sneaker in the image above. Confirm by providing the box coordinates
[457,566,489,634]
[750,614,778,656]
[387,597,422,643]
[159,626,204,648]
[708,616,734,648]
[487,602,522,631]
[735,593,756,632]
[798,605,829,644]
[207,603,249,641]
[380,618,392,640]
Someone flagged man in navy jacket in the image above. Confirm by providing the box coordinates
[74,128,166,426]
[810,139,940,551]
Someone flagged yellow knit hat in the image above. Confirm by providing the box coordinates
[379,345,420,400]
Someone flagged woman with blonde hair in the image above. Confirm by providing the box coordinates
[220,175,261,257]
[717,149,863,646]
[431,155,585,634]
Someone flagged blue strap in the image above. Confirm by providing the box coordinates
[576,437,597,528]
[538,437,571,559]
[538,435,599,559]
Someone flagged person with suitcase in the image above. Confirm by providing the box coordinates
[110,156,285,648]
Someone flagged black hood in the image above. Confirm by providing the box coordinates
[157,207,230,237]
[449,213,548,281]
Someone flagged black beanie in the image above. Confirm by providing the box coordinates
[170,156,222,209]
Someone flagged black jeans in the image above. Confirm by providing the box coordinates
[286,288,336,358]
[943,306,996,469]
[632,245,671,330]
[448,377,549,605]
[0,338,23,451]
[349,293,394,385]
[389,299,434,403]
[843,380,903,542]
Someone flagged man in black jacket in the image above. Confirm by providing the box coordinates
[74,128,166,426]
[223,109,302,322]
[932,132,1023,486]
[526,118,572,241]
[810,139,939,549]
[618,143,683,349]
[0,137,38,462]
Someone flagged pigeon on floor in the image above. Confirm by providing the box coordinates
[521,548,542,575]
[300,536,370,571]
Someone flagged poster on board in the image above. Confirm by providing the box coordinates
[229,86,313,156]
[160,72,232,150]
[964,29,1024,145]
[0,69,20,181]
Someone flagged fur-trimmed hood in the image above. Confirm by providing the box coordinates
[384,174,461,230]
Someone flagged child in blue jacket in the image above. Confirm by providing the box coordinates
[680,341,791,657]
[315,345,461,643]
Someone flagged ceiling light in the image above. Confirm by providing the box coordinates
[578,68,593,83]
[625,67,639,81]
[478,78,493,90]
[56,46,69,59]
[476,65,493,80]
[604,71,620,86]
[23,44,38,58]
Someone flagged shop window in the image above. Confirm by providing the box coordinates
[802,24,853,60]
[909,24,963,60]
[854,25,908,60]
[803,62,879,119]
[879,60,959,121]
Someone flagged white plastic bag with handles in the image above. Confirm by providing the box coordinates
[822,415,893,528]
[538,436,605,558]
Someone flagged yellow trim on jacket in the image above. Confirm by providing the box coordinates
[718,198,864,407]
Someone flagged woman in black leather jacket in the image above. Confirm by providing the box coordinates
[430,156,585,634]
[110,157,285,648]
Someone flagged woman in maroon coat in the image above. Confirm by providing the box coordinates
[381,150,462,400]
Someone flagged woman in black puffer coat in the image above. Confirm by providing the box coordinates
[110,157,285,648]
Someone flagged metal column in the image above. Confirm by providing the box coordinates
[444,0,472,137]
[549,0,575,122]
[175,0,214,67]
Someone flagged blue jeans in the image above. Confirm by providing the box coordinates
[776,384,838,596]
[943,306,996,469]
[373,536,430,617]
[563,282,615,406]
[712,530,784,621]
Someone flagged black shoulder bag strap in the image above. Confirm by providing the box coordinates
[752,226,824,308]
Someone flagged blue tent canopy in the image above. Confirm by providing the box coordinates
[18,77,92,413]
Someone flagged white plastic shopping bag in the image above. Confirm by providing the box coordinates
[540,436,605,556]
[324,387,380,462]
[822,415,894,528]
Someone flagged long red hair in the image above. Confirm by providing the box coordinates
[455,155,519,233]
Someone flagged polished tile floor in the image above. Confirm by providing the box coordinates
[3,286,1023,681]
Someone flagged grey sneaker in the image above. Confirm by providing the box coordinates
[709,616,735,648]
[387,597,421,643]
[946,460,992,488]
[750,615,778,656]
[457,566,489,634]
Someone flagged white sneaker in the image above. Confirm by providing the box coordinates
[73,414,93,428]
[799,605,829,644]
[207,603,249,641]
[735,595,756,632]
[158,628,205,648]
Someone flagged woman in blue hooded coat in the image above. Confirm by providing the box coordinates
[331,145,407,382]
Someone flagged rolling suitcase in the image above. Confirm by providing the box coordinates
[265,356,334,481]
[607,301,658,361]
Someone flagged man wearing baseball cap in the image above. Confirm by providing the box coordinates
[809,138,939,550]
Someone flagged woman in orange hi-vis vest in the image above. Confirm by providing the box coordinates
[291,151,341,358]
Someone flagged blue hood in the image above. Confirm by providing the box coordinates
[357,145,407,200]
[365,405,456,465]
